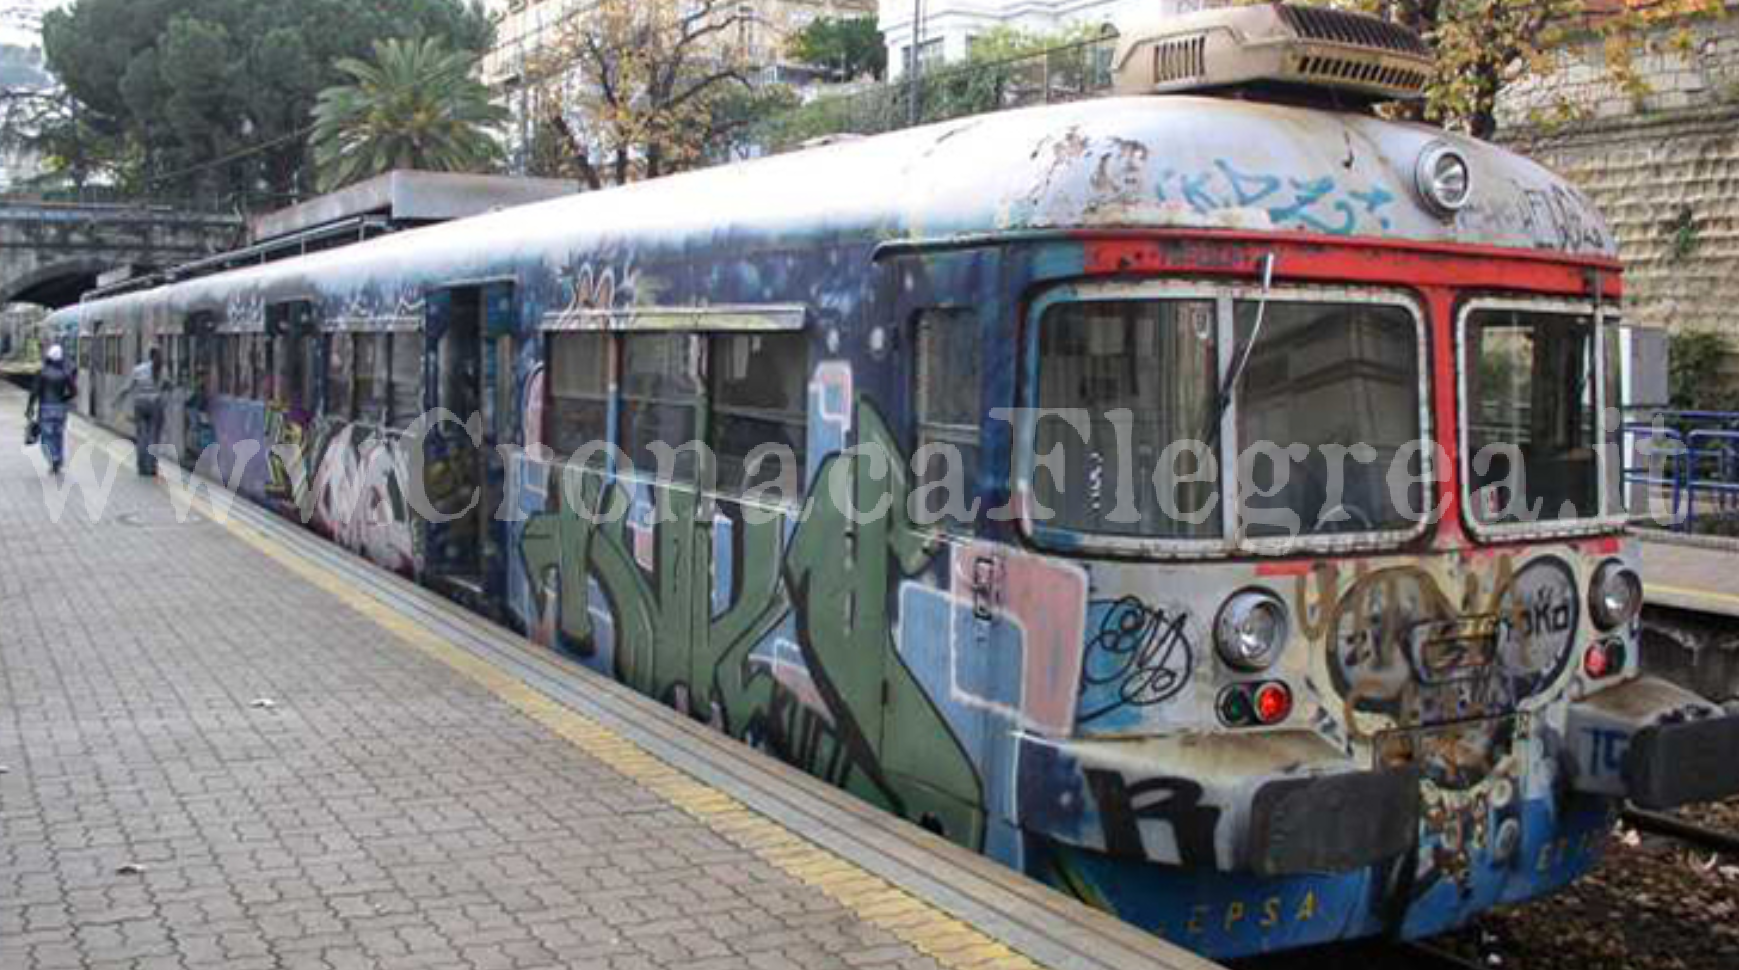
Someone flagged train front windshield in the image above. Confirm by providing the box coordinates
[1463,308,1604,525]
[1029,291,1425,546]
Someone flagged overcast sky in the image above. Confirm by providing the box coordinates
[0,0,65,51]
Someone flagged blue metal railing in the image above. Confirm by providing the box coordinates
[1623,410,1739,531]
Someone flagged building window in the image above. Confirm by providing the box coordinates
[903,37,944,75]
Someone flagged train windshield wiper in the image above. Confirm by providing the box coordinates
[1201,252,1278,448]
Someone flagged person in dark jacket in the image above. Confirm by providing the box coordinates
[113,348,164,477]
[26,344,76,477]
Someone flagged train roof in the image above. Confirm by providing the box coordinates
[55,94,1615,324]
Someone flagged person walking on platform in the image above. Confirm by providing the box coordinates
[114,348,164,477]
[25,344,76,477]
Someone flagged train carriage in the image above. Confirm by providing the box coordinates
[46,4,1739,959]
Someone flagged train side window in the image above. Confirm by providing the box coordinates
[914,310,981,530]
[231,336,244,396]
[548,331,611,458]
[619,333,702,482]
[389,331,422,428]
[259,334,274,400]
[240,335,257,400]
[252,335,268,400]
[709,332,807,502]
[326,333,353,418]
[354,333,389,425]
[175,333,191,390]
[216,336,233,395]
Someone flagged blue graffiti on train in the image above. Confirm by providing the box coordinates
[1158,160,1398,235]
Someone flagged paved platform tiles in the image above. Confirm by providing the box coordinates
[0,388,1215,970]
[1641,534,1739,617]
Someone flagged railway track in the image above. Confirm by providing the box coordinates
[1235,938,1493,970]
[1623,805,1739,857]
[1397,942,1492,970]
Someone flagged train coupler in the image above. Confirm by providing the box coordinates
[1566,676,1739,810]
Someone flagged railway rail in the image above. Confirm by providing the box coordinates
[1624,806,1739,858]
[1396,942,1493,970]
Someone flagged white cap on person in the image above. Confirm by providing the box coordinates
[45,344,63,362]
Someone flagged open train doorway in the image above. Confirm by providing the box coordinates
[423,281,517,606]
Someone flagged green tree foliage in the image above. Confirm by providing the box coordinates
[312,38,508,193]
[754,25,1112,153]
[1272,0,1723,138]
[526,0,776,189]
[1670,329,1739,413]
[36,0,493,206]
[785,16,887,81]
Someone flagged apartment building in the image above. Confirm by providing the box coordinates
[878,0,1211,79]
[482,0,877,89]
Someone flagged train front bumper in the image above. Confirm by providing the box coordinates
[1566,675,1739,809]
[1016,732,1419,876]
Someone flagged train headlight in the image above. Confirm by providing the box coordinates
[1590,562,1642,631]
[1216,591,1289,672]
[1416,143,1472,217]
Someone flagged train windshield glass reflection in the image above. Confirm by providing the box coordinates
[1031,295,1424,543]
[1034,298,1221,538]
[1237,300,1422,537]
[1465,309,1600,524]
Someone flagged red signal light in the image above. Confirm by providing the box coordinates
[1254,683,1293,725]
[1584,640,1626,680]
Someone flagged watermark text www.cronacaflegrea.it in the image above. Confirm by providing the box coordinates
[22,406,1676,540]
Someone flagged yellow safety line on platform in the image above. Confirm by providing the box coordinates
[1651,583,1739,611]
[84,433,1052,970]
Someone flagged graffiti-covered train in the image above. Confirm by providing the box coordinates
[47,5,1739,959]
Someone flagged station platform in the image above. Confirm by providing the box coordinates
[0,387,1215,970]
[1640,533,1739,618]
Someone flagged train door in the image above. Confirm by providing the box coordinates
[157,326,187,463]
[75,319,94,417]
[877,256,995,850]
[269,301,319,416]
[185,313,220,458]
[423,282,517,603]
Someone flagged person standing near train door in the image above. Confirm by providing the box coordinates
[114,348,164,477]
[25,343,76,477]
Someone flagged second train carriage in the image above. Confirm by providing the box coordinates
[48,5,1739,959]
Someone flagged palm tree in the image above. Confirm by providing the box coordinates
[311,37,509,193]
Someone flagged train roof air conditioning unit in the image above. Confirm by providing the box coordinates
[1112,2,1433,104]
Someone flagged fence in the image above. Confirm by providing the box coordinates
[1622,410,1739,532]
[0,185,271,216]
[750,34,1120,155]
